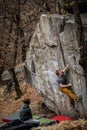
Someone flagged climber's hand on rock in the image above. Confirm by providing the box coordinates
[68,83,72,87]
[63,64,70,72]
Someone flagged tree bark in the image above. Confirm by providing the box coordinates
[73,0,84,46]
[0,66,4,80]
[19,27,26,62]
[10,68,22,98]
[73,0,87,83]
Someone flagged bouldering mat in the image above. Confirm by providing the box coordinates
[2,112,45,123]
[50,115,74,122]
[39,118,56,126]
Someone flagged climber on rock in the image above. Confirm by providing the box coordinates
[56,64,82,104]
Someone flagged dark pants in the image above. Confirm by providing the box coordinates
[24,119,40,125]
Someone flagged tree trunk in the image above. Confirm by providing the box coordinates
[19,27,26,62]
[42,0,51,12]
[10,68,22,98]
[73,0,87,81]
[73,0,84,46]
[60,0,67,14]
[0,66,4,80]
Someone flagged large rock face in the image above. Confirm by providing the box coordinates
[25,14,87,118]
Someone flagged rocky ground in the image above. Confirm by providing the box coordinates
[0,82,87,130]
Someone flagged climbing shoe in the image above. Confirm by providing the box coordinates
[77,96,82,102]
[69,98,75,106]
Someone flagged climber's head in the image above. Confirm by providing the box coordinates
[56,70,63,77]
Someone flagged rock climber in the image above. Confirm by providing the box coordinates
[56,64,82,104]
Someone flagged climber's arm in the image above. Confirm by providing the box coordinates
[59,83,72,88]
[62,64,69,73]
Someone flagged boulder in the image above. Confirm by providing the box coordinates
[25,14,87,118]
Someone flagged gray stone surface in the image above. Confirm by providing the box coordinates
[25,14,87,118]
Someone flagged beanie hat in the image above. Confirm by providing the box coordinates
[23,98,30,105]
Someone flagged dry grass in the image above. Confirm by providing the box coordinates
[40,119,87,130]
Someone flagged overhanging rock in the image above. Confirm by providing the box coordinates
[25,14,87,118]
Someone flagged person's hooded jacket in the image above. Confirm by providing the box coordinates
[19,103,32,121]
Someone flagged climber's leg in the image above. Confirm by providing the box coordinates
[59,87,78,101]
[69,97,75,106]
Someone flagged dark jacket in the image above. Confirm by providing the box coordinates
[19,103,32,121]
[57,72,67,85]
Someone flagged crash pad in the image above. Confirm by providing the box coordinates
[50,115,74,122]
[2,113,19,122]
[2,113,56,126]
[38,118,56,126]
[2,113,42,123]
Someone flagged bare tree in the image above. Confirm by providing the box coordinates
[72,0,87,80]
[0,0,25,98]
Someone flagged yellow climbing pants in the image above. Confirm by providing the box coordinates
[59,87,78,101]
